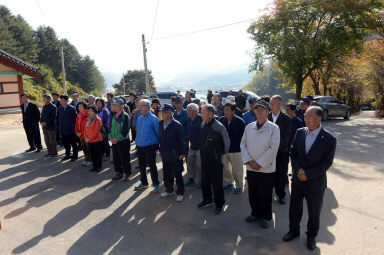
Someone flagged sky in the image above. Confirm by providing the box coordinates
[1,0,273,83]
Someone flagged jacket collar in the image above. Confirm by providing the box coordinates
[252,120,270,131]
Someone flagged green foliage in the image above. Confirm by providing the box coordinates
[0,5,105,95]
[244,63,295,103]
[113,70,156,95]
[248,0,384,99]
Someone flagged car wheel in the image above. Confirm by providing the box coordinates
[322,110,328,121]
[344,109,351,120]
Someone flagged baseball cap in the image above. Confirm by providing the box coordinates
[300,98,310,105]
[248,97,258,104]
[304,95,314,101]
[174,96,183,104]
[254,100,270,110]
[162,103,174,112]
[113,99,124,105]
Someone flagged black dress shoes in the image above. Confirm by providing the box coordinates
[25,148,36,152]
[279,197,286,205]
[307,238,316,251]
[283,231,300,242]
[61,155,71,161]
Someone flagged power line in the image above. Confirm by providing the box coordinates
[150,0,161,43]
[150,1,321,42]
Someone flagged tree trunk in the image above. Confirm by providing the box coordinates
[310,73,321,95]
[295,72,304,100]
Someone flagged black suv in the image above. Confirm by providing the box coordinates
[312,96,351,121]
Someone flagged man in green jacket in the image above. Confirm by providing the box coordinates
[109,99,131,181]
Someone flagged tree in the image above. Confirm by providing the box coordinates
[244,62,294,102]
[35,26,62,75]
[113,70,156,95]
[248,0,383,99]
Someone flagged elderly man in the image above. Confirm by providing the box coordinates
[241,100,280,228]
[20,93,42,152]
[58,94,78,161]
[283,106,336,251]
[173,96,189,156]
[198,104,230,215]
[135,99,160,192]
[40,94,58,157]
[219,102,246,194]
[212,93,224,118]
[185,103,203,187]
[243,97,258,125]
[70,92,80,113]
[159,104,187,202]
[235,89,247,112]
[88,95,96,107]
[109,99,131,181]
[268,95,292,205]
[106,92,114,114]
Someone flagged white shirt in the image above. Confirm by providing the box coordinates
[272,112,280,123]
[305,125,322,154]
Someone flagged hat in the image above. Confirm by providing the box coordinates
[174,96,183,104]
[192,98,200,105]
[304,95,314,101]
[248,97,258,104]
[113,99,124,105]
[254,100,270,110]
[301,97,310,105]
[162,103,174,112]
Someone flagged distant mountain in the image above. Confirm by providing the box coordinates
[102,72,121,90]
[157,66,255,91]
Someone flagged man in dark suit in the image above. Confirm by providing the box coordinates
[283,106,337,251]
[58,94,78,161]
[20,93,42,152]
[268,95,292,204]
[285,103,304,147]
[52,92,62,146]
[70,92,80,113]
[159,104,187,202]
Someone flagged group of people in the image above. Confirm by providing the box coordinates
[20,89,336,251]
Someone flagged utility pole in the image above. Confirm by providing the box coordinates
[60,44,67,95]
[122,73,125,95]
[142,34,150,94]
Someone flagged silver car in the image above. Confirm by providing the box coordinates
[218,90,260,111]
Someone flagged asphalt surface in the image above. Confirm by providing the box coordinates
[0,111,383,255]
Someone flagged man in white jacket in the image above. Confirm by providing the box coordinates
[241,100,280,228]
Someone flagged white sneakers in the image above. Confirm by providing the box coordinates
[160,192,184,202]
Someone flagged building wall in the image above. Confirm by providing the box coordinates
[0,64,23,109]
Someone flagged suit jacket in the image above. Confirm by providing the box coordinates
[58,104,77,135]
[289,116,304,147]
[21,102,40,128]
[70,101,80,113]
[268,112,292,153]
[290,127,337,190]
[159,119,187,162]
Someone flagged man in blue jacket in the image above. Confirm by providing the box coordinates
[159,104,187,202]
[58,94,78,161]
[243,97,258,125]
[173,96,189,159]
[135,99,160,192]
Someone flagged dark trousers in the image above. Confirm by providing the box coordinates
[274,151,289,199]
[43,129,57,155]
[289,178,325,238]
[131,127,136,141]
[201,155,225,208]
[56,121,61,144]
[61,133,78,157]
[137,145,159,186]
[89,141,103,168]
[24,123,42,150]
[102,137,110,157]
[112,139,131,174]
[163,160,184,195]
[247,170,275,220]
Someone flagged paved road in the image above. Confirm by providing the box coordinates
[0,111,383,255]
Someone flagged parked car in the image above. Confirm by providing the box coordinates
[312,96,351,121]
[218,90,260,111]
[360,104,372,111]
[147,92,179,106]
